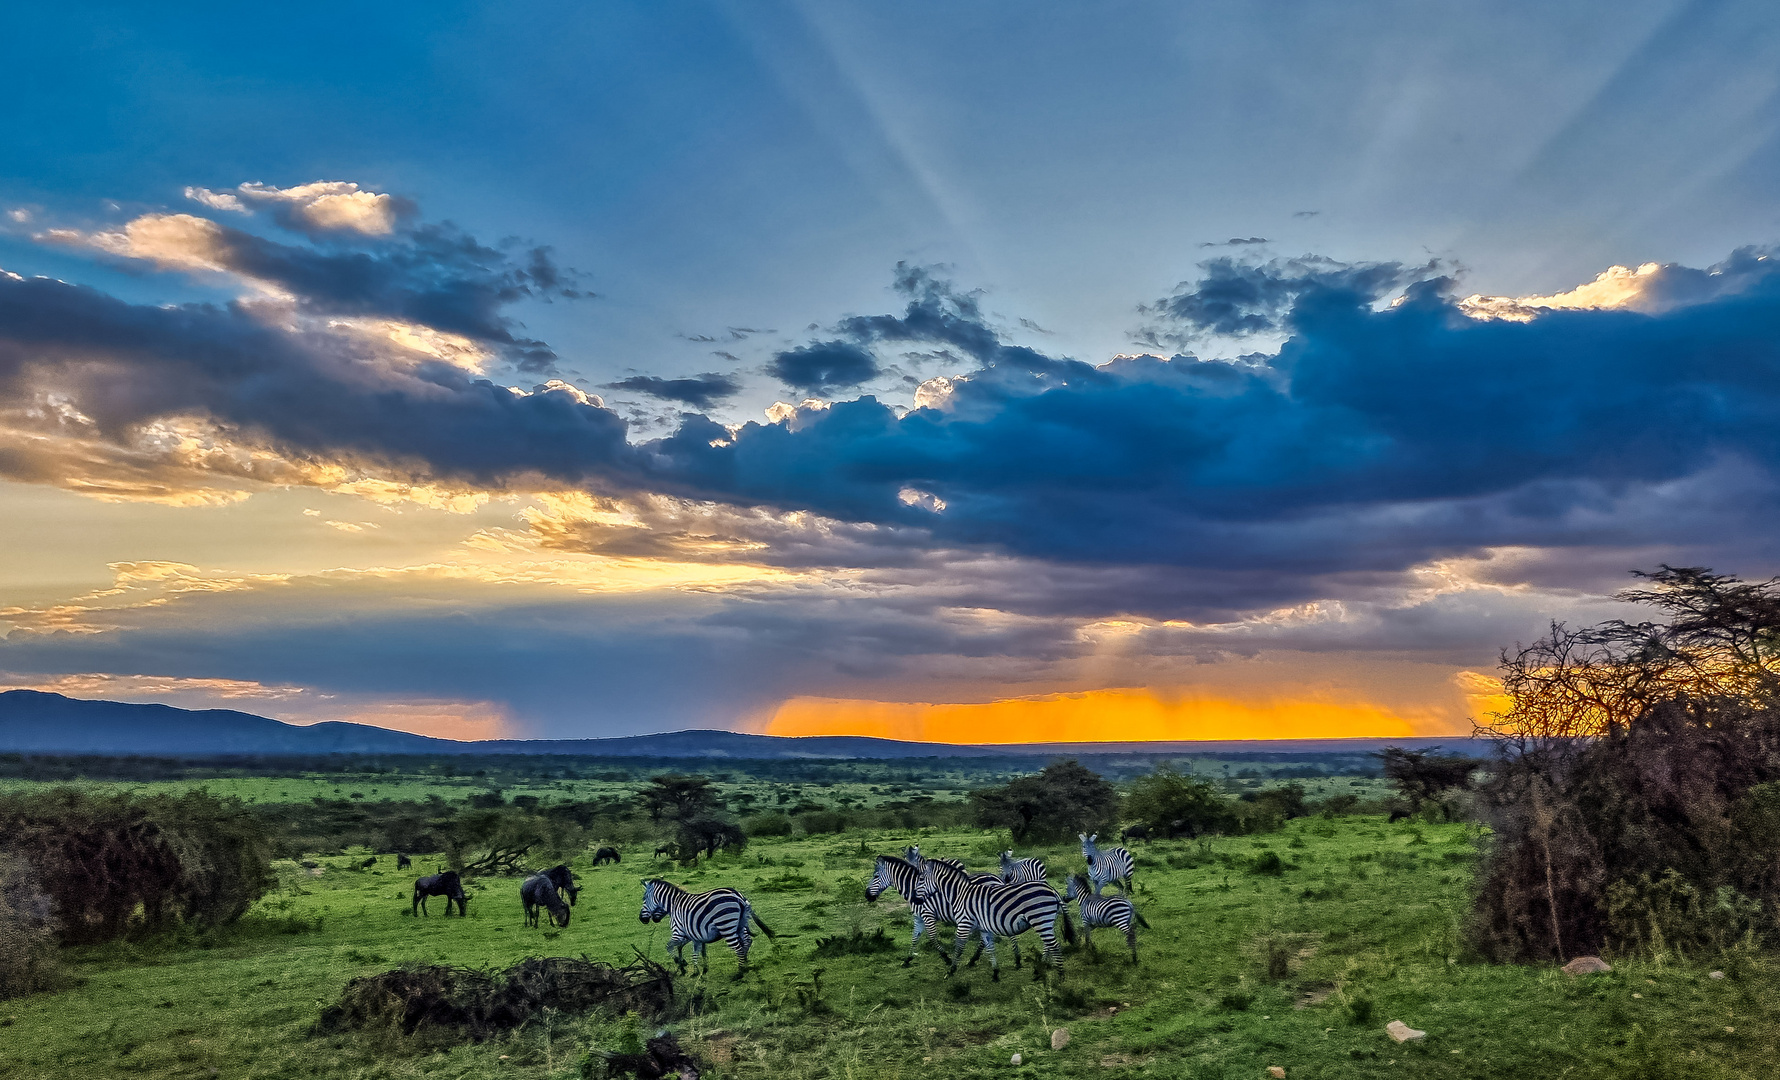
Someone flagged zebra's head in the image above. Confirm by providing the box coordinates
[999,850,1016,871]
[1065,873,1089,901]
[638,878,670,923]
[1080,832,1098,854]
[866,856,894,902]
[903,844,922,868]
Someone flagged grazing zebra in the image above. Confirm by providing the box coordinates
[945,876,1074,981]
[521,873,571,928]
[1065,873,1148,963]
[638,878,775,979]
[1000,850,1047,884]
[1080,833,1136,894]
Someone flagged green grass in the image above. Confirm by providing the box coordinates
[3,818,1777,1078]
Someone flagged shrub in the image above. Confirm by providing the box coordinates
[743,812,795,837]
[1248,851,1285,876]
[0,788,272,944]
[1124,764,1234,838]
[796,810,848,835]
[0,853,59,1000]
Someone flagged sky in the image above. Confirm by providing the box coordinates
[2,1,1778,742]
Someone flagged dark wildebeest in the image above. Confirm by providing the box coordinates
[521,873,571,928]
[412,871,469,917]
[396,853,412,870]
[592,846,621,866]
[653,844,677,861]
[358,856,377,870]
[541,863,580,906]
[1119,824,1150,843]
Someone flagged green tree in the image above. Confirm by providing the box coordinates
[637,775,723,823]
[971,759,1118,843]
[1378,749,1479,812]
[1124,763,1232,838]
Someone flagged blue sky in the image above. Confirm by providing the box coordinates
[1,2,1777,740]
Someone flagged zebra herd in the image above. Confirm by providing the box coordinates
[412,832,1145,983]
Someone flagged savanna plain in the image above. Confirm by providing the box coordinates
[2,761,1775,1080]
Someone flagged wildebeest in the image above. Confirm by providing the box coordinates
[1119,824,1151,843]
[593,846,622,866]
[358,856,377,870]
[521,873,571,928]
[653,844,677,861]
[541,863,580,906]
[395,853,412,870]
[412,871,469,917]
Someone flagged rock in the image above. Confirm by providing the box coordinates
[1051,1029,1070,1051]
[1562,956,1611,976]
[1010,1052,1022,1065]
[1385,1021,1426,1043]
[1709,970,1726,980]
[1268,1068,1287,1078]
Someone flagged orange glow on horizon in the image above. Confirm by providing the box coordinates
[760,688,1441,744]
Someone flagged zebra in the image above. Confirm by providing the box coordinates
[1080,833,1136,894]
[1065,873,1148,962]
[1000,850,1047,884]
[905,845,998,887]
[638,878,775,979]
[866,853,951,965]
[521,872,571,928]
[945,876,1074,981]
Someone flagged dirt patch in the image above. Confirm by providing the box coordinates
[1295,982,1336,1008]
[314,954,677,1040]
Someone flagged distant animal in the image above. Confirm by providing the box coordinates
[396,853,412,870]
[653,844,677,861]
[1388,807,1413,823]
[1119,824,1150,843]
[639,878,775,979]
[541,863,580,906]
[358,856,377,870]
[999,850,1047,884]
[593,846,622,866]
[521,873,571,928]
[944,875,1074,982]
[412,871,469,917]
[1066,873,1147,963]
[1080,833,1135,894]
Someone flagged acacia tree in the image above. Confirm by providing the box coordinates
[972,760,1118,843]
[1472,567,1780,961]
[1379,748,1480,813]
[635,775,743,862]
[1124,764,1232,837]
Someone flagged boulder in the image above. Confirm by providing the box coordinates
[1010,1052,1022,1065]
[1051,1029,1070,1051]
[1385,1020,1426,1043]
[1709,970,1726,980]
[1268,1068,1287,1078]
[1561,956,1611,976]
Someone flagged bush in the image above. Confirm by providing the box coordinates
[797,810,848,835]
[1124,764,1234,838]
[743,812,794,837]
[0,788,272,944]
[0,853,59,1000]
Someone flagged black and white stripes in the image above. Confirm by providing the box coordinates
[1080,833,1136,894]
[999,850,1047,884]
[1065,873,1147,962]
[638,878,774,978]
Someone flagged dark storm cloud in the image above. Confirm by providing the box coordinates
[769,339,880,392]
[1140,254,1420,339]
[605,373,742,409]
[65,215,584,372]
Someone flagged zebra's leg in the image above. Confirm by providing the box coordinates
[946,926,970,976]
[980,930,1000,982]
[1126,922,1139,964]
[693,939,709,978]
[905,910,925,967]
[1038,925,1061,980]
[731,929,752,980]
[1010,937,1022,969]
[1083,925,1096,954]
[669,932,690,974]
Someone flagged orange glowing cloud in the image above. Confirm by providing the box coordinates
[760,687,1444,744]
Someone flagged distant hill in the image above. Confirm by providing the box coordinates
[0,690,1487,760]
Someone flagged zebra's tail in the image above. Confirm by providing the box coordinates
[1134,909,1151,930]
[746,900,777,939]
[1061,909,1077,945]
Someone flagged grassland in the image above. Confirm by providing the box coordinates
[4,808,1776,1079]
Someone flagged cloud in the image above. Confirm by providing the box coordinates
[769,340,880,393]
[186,180,413,236]
[605,373,742,409]
[1138,253,1423,341]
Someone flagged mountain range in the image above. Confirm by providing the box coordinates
[0,689,1482,759]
